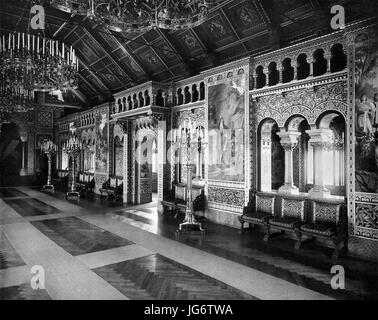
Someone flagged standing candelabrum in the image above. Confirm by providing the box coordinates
[41,139,58,194]
[173,118,205,240]
[62,136,83,201]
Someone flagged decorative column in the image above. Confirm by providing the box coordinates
[277,131,301,194]
[157,115,167,213]
[118,120,129,205]
[260,130,273,192]
[293,61,298,81]
[306,128,333,198]
[19,132,28,176]
[277,62,283,84]
[308,56,314,77]
[324,49,332,74]
[262,65,268,87]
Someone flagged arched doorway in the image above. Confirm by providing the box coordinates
[0,123,23,186]
[136,130,159,204]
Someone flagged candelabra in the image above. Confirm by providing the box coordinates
[62,136,83,201]
[174,118,205,240]
[40,139,58,194]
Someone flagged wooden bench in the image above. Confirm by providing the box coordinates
[267,197,307,248]
[299,200,348,259]
[239,193,276,236]
[99,176,123,202]
[240,191,348,259]
[76,173,95,195]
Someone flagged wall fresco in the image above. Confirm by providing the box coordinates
[95,113,108,173]
[208,75,246,182]
[354,31,378,194]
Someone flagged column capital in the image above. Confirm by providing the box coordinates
[306,128,334,149]
[277,131,301,147]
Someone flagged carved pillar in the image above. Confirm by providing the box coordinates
[119,121,129,204]
[152,90,157,106]
[262,65,268,87]
[308,56,314,77]
[277,62,283,84]
[293,61,298,81]
[260,131,272,192]
[188,87,192,104]
[19,132,28,176]
[157,116,167,214]
[324,49,332,74]
[162,91,167,107]
[277,131,301,194]
[306,128,333,198]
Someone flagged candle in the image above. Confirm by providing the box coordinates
[0,38,2,52]
[8,34,11,49]
[37,36,39,53]
[17,32,20,49]
[27,34,30,50]
[22,33,24,49]
[12,34,15,49]
[62,43,64,58]
[42,38,45,55]
[3,35,5,51]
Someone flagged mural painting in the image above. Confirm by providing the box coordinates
[354,31,378,193]
[95,113,108,173]
[208,75,246,182]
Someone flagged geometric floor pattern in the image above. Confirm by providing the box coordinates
[0,230,26,270]
[0,188,29,199]
[3,197,61,217]
[93,254,257,300]
[31,217,134,256]
[0,283,51,300]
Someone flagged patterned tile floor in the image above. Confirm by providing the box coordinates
[0,283,51,300]
[0,188,29,198]
[93,254,256,300]
[107,208,378,300]
[3,198,61,217]
[0,231,26,270]
[1,187,377,300]
[31,216,134,256]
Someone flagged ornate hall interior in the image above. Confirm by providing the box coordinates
[0,0,377,301]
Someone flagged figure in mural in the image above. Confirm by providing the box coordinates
[95,113,108,172]
[208,77,245,181]
[355,32,378,193]
[356,94,375,135]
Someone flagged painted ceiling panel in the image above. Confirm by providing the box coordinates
[1,0,375,106]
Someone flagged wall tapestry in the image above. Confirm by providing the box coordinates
[354,31,378,193]
[95,113,108,173]
[208,75,246,182]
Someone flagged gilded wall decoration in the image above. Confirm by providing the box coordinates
[254,82,348,127]
[208,187,245,208]
[356,203,378,231]
[37,111,53,128]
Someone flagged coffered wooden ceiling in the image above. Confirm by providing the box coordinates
[0,0,375,107]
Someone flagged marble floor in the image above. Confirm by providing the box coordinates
[0,186,377,300]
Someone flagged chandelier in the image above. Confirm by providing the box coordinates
[50,0,219,33]
[0,32,79,93]
[0,32,79,123]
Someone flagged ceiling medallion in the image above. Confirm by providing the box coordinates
[50,0,224,33]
